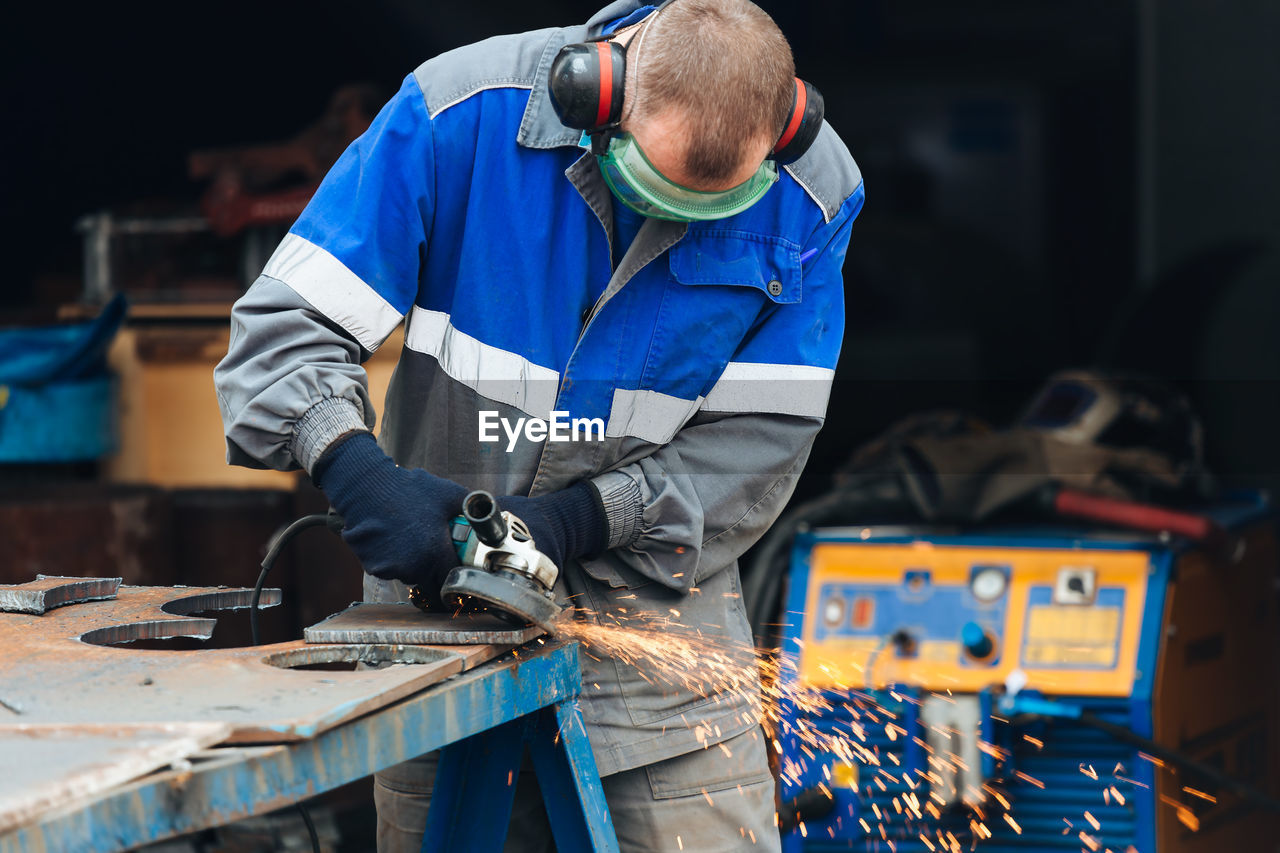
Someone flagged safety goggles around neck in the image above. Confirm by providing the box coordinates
[583,131,778,222]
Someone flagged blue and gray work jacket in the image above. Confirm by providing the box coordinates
[215,0,864,775]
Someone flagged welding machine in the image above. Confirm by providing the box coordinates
[776,495,1279,852]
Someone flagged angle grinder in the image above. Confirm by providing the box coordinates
[408,490,566,633]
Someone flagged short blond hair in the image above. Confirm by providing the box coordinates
[628,0,795,184]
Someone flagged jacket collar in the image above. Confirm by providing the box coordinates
[517,0,649,151]
[585,0,651,32]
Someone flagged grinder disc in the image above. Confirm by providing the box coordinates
[441,567,563,633]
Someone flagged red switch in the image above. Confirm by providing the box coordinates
[852,597,875,629]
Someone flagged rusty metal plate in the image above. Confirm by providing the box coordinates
[0,576,121,614]
[304,603,543,646]
[0,722,230,835]
[0,585,519,744]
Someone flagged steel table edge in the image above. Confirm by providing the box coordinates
[0,640,583,853]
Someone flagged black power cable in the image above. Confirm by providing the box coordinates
[250,509,345,853]
[250,512,343,646]
[297,803,322,851]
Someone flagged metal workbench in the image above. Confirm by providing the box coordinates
[0,582,619,852]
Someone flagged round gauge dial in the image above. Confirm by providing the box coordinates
[970,567,1008,602]
[822,596,846,629]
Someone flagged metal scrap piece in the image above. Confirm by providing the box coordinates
[0,722,231,835]
[304,603,543,646]
[0,576,121,615]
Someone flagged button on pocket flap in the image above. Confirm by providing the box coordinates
[669,231,801,304]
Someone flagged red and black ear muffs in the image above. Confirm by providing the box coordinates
[548,41,825,165]
[771,78,824,165]
[548,40,629,134]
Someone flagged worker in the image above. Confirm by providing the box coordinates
[214,0,863,849]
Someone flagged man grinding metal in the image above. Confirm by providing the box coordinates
[215,0,863,849]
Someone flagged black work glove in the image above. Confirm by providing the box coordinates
[497,482,609,570]
[313,431,468,593]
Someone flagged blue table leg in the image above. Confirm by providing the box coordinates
[421,717,526,852]
[421,699,619,853]
[527,701,619,853]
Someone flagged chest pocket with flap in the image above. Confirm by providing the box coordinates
[640,230,802,398]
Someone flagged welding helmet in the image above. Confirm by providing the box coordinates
[1018,370,1205,476]
[582,131,779,222]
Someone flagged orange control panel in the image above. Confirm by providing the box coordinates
[796,542,1152,697]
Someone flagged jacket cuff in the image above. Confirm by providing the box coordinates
[290,397,369,475]
[591,471,643,549]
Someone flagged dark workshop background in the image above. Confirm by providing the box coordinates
[0,0,1277,847]
[2,0,1280,607]
[5,0,1279,480]
[4,0,1279,629]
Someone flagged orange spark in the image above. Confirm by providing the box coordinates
[1182,787,1216,803]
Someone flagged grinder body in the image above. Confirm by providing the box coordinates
[413,491,565,632]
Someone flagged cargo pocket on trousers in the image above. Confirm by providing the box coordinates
[645,728,774,799]
[374,752,438,796]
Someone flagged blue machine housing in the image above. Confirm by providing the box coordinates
[776,497,1277,852]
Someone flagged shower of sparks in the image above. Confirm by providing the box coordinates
[546,611,1205,850]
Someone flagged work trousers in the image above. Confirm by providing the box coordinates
[373,726,781,852]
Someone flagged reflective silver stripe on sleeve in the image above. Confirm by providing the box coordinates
[264,233,405,353]
[701,362,835,417]
[405,307,559,420]
[606,388,701,445]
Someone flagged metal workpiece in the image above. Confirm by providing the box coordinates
[0,575,121,614]
[305,602,544,645]
[1,642,617,853]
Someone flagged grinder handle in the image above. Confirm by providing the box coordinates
[462,490,508,547]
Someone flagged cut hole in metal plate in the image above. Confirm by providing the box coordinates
[149,589,288,650]
[161,588,282,616]
[79,619,217,648]
[261,644,452,671]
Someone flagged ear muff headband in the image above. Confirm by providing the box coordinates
[593,42,616,128]
[771,78,824,165]
[774,80,808,154]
